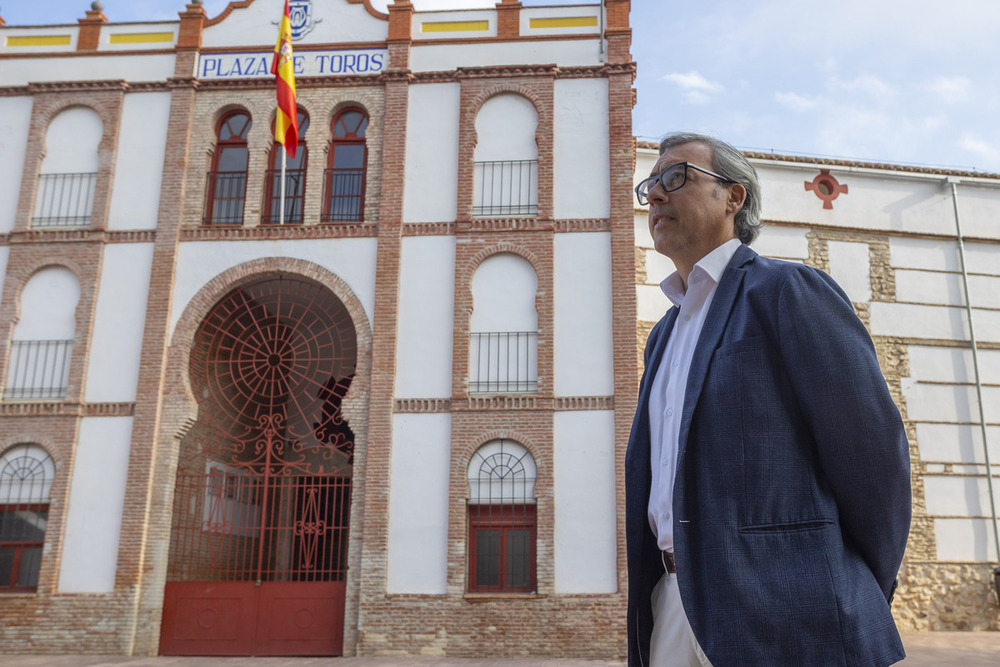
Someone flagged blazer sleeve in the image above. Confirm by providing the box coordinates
[775,266,911,599]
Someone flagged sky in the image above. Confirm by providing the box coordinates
[4,0,999,174]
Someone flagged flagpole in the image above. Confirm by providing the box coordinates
[280,143,287,225]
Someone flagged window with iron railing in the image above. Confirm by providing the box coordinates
[467,439,537,594]
[322,169,364,222]
[469,331,538,394]
[262,169,306,224]
[0,444,55,592]
[3,339,73,401]
[473,160,538,216]
[32,172,97,228]
[204,111,251,226]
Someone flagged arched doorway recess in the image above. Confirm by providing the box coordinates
[160,276,356,656]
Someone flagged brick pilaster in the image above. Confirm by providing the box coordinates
[176,3,207,51]
[496,0,522,39]
[77,9,108,52]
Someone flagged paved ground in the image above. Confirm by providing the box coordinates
[3,633,999,666]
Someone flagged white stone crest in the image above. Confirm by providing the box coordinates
[288,0,321,41]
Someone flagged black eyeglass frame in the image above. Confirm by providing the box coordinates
[635,161,735,205]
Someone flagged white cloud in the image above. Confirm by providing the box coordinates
[662,71,723,105]
[832,74,896,100]
[774,92,820,112]
[924,76,973,104]
[958,134,1000,166]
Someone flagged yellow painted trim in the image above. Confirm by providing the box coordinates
[108,32,175,45]
[529,16,599,29]
[421,20,490,33]
[6,35,72,47]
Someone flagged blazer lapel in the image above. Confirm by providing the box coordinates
[677,245,755,451]
[629,307,678,473]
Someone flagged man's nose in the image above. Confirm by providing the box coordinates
[647,182,669,205]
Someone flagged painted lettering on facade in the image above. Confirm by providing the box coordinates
[198,49,386,80]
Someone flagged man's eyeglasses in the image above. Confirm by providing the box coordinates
[635,161,735,206]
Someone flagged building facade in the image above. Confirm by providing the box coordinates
[0,0,636,657]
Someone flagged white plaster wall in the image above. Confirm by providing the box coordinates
[889,236,961,272]
[108,93,171,231]
[753,225,809,260]
[907,346,1000,385]
[520,6,602,37]
[758,166,954,235]
[934,518,999,562]
[902,383,1000,424]
[171,239,377,339]
[84,243,154,403]
[395,236,456,399]
[385,413,451,594]
[924,475,999,517]
[470,253,537,331]
[58,416,133,593]
[403,83,460,223]
[894,270,964,307]
[0,247,8,300]
[413,10,496,39]
[870,303,971,342]
[0,96,33,234]
[13,267,80,340]
[827,240,871,303]
[637,284,671,323]
[952,183,1000,240]
[0,27,78,55]
[916,423,1000,466]
[98,24,179,52]
[553,410,617,593]
[553,232,613,396]
[0,55,176,86]
[409,40,599,72]
[40,107,102,174]
[474,94,537,161]
[643,249,675,285]
[202,0,387,47]
[552,78,609,219]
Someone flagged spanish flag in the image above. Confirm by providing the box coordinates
[271,0,298,158]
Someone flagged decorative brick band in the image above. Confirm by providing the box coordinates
[553,218,611,233]
[179,223,378,241]
[401,222,456,236]
[394,398,452,413]
[105,230,156,243]
[458,395,540,410]
[0,401,134,417]
[457,217,554,233]
[553,396,614,411]
[6,229,156,244]
[27,80,128,94]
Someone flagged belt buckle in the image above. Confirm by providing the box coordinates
[661,550,675,575]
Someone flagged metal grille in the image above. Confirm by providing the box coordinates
[3,339,73,400]
[169,276,357,583]
[32,172,96,228]
[203,171,248,225]
[473,160,538,216]
[322,169,364,222]
[262,168,306,225]
[469,331,537,393]
[467,439,536,593]
[0,445,54,592]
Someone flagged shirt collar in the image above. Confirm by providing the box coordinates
[660,238,743,307]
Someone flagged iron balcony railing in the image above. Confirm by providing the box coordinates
[262,168,306,224]
[322,169,364,222]
[469,331,538,394]
[32,172,96,228]
[3,339,73,401]
[203,171,247,225]
[473,160,538,217]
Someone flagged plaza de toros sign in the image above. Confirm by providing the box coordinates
[198,49,387,79]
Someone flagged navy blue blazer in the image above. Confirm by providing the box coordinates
[625,244,911,666]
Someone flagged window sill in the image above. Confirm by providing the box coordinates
[464,592,543,601]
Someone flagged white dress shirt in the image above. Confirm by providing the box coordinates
[648,238,742,551]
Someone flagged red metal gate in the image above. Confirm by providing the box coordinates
[161,277,356,656]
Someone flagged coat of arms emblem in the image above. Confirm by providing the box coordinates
[288,0,321,41]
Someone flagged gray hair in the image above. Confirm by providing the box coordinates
[658,132,763,245]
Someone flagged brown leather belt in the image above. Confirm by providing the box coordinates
[661,550,676,573]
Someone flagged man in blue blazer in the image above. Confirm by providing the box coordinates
[626,133,911,666]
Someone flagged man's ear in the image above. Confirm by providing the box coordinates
[726,183,747,215]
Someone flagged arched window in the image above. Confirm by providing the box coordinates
[323,108,368,223]
[204,111,252,225]
[263,109,309,225]
[473,94,538,216]
[0,444,55,591]
[33,107,102,228]
[467,439,536,593]
[469,253,538,393]
[4,267,80,401]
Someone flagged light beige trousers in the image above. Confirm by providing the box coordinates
[649,572,713,667]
